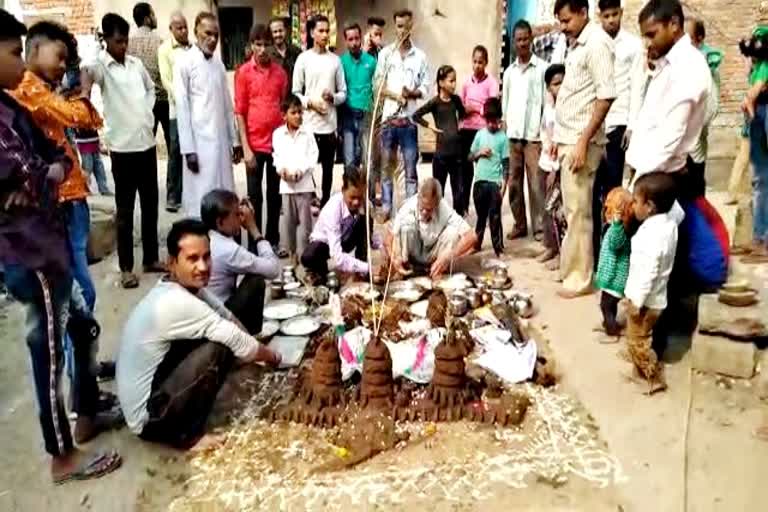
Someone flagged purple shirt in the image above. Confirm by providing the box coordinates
[460,74,500,131]
[309,192,379,274]
[0,92,71,273]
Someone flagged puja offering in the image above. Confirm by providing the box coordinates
[280,315,322,336]
[263,299,309,321]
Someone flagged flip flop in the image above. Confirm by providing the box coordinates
[53,450,122,485]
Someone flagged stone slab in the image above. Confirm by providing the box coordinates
[692,333,757,379]
[698,293,768,340]
[87,210,116,262]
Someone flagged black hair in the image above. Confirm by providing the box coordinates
[545,63,566,86]
[313,14,330,28]
[554,0,590,16]
[281,93,303,114]
[598,0,622,10]
[344,23,362,38]
[0,9,27,42]
[368,16,386,28]
[25,21,77,62]
[269,16,288,30]
[633,172,677,214]
[740,30,768,60]
[132,2,152,27]
[472,44,488,62]
[249,23,272,43]
[513,19,533,36]
[638,0,684,26]
[393,8,414,21]
[194,11,217,30]
[167,218,210,257]
[436,65,456,94]
[342,165,366,190]
[200,189,239,231]
[689,18,705,40]
[483,97,502,121]
[102,13,130,38]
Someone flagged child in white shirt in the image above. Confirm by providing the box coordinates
[623,172,685,394]
[272,95,319,264]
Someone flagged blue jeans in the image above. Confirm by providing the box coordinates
[750,103,768,243]
[4,265,76,456]
[80,151,110,195]
[342,107,369,168]
[380,122,419,215]
[64,200,95,311]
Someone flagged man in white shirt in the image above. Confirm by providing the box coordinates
[502,19,547,240]
[384,179,477,279]
[175,12,240,218]
[201,190,280,334]
[374,9,430,219]
[83,13,163,289]
[116,219,280,449]
[552,0,616,298]
[292,14,347,206]
[593,0,642,265]
[625,0,711,192]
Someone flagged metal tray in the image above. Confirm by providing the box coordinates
[263,299,309,321]
[280,315,322,336]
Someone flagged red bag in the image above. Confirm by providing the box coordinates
[694,197,730,263]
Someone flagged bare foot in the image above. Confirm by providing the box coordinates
[545,258,560,272]
[557,288,594,299]
[536,248,556,263]
[189,432,228,453]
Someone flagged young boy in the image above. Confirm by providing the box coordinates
[623,172,684,394]
[273,94,319,264]
[469,97,509,256]
[0,9,121,483]
[538,64,565,270]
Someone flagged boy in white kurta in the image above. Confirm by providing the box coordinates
[174,14,238,217]
[623,172,684,394]
[273,95,319,263]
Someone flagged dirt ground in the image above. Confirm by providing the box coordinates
[0,161,767,511]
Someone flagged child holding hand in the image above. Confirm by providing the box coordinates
[594,187,633,338]
[623,172,684,394]
[272,94,319,264]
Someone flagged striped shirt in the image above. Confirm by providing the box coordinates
[554,22,616,145]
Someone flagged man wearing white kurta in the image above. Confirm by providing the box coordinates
[174,13,238,217]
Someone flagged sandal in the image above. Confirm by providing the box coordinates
[53,450,122,485]
[120,272,139,289]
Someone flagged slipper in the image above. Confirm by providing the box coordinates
[53,450,122,485]
[120,272,139,289]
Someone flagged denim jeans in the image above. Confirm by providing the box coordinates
[750,103,768,243]
[342,107,369,168]
[167,119,183,208]
[380,122,419,215]
[64,200,95,311]
[3,265,87,456]
[80,151,110,195]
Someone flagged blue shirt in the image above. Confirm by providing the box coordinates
[470,128,509,185]
[340,51,377,112]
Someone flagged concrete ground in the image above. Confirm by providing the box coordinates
[0,157,766,511]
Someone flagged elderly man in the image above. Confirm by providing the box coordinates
[158,11,192,212]
[384,179,477,279]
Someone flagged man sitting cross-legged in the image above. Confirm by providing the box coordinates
[383,178,478,280]
[116,219,281,449]
[201,189,280,334]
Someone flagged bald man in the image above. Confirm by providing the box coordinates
[158,11,192,212]
[383,179,478,279]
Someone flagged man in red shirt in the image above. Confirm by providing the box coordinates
[235,24,287,252]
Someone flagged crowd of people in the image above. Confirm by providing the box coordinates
[1,0,767,484]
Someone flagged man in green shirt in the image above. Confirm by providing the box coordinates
[340,22,377,168]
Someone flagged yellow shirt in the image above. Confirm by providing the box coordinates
[158,38,192,118]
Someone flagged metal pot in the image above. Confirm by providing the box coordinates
[491,275,508,290]
[465,288,483,309]
[449,292,469,316]
[493,266,509,280]
[491,291,506,305]
[514,296,534,318]
[270,281,285,300]
[326,271,340,292]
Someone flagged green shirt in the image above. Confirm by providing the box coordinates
[470,128,509,185]
[750,60,768,85]
[340,51,376,112]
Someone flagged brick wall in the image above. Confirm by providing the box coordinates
[623,0,768,127]
[20,0,96,35]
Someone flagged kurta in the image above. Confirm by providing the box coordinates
[174,46,237,217]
